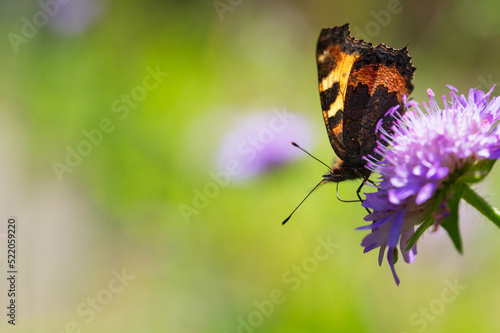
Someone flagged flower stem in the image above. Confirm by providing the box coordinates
[462,184,500,228]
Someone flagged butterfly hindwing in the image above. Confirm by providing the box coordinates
[343,44,415,162]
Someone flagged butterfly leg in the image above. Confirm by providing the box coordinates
[356,178,373,214]
[336,182,361,203]
[335,176,374,215]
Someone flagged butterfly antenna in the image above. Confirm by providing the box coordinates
[291,142,330,170]
[282,179,324,225]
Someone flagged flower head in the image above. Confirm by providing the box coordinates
[216,109,314,183]
[359,86,500,285]
[49,0,104,36]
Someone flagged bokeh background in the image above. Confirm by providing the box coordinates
[1,0,500,332]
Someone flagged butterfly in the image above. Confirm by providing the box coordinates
[282,24,415,225]
[317,23,415,190]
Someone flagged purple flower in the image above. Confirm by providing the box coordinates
[359,86,500,285]
[216,109,315,183]
[49,0,105,36]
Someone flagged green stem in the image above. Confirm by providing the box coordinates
[462,184,500,228]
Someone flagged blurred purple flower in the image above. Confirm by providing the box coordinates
[216,109,315,183]
[359,86,500,285]
[49,0,105,36]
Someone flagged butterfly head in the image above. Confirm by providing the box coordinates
[323,159,371,182]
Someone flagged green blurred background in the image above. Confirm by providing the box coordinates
[1,0,500,332]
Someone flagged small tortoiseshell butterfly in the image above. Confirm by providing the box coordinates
[283,24,415,224]
[318,23,415,184]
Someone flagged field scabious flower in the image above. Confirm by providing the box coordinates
[216,110,314,183]
[359,86,500,285]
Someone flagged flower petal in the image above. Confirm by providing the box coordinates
[387,248,400,286]
[378,243,387,266]
[416,182,438,205]
[400,227,417,264]
[388,210,405,248]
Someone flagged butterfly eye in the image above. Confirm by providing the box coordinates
[332,167,343,175]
